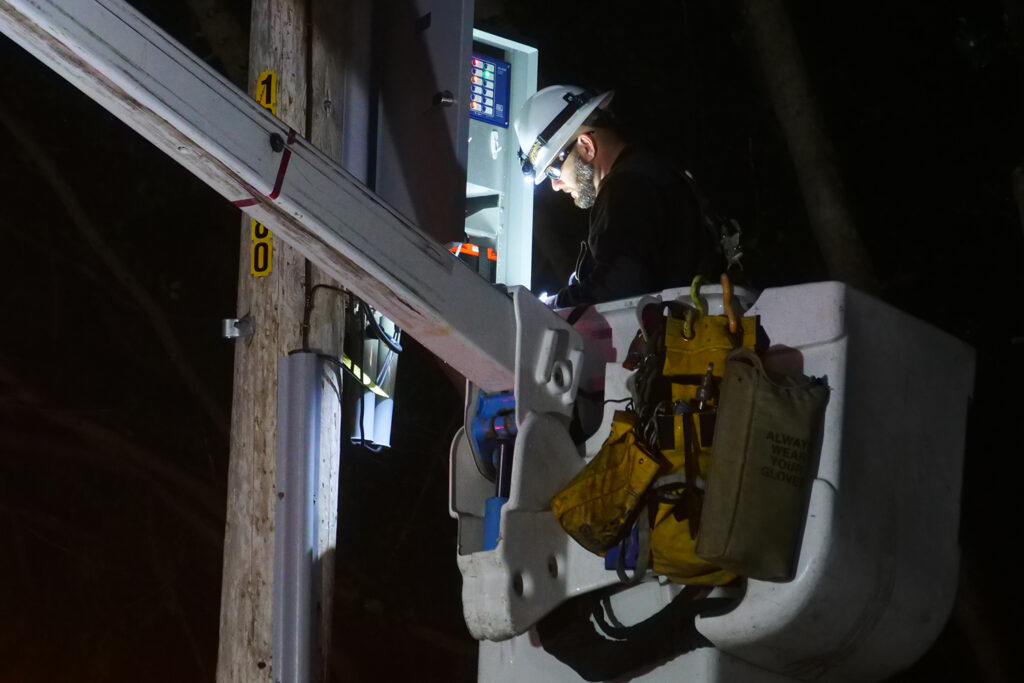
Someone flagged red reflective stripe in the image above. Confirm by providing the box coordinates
[487,248,497,261]
[233,130,297,206]
[268,128,298,200]
[450,244,481,256]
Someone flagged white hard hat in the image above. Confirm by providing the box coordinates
[513,85,615,185]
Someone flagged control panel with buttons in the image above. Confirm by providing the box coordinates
[469,53,511,127]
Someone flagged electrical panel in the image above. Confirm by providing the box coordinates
[461,30,537,289]
[370,0,474,245]
[469,54,512,127]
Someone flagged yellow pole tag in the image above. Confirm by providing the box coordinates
[255,69,277,114]
[251,219,273,277]
[250,69,277,277]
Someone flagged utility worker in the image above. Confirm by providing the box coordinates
[514,85,723,307]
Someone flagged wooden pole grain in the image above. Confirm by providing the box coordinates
[217,1,347,680]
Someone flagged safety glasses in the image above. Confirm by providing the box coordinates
[544,138,578,181]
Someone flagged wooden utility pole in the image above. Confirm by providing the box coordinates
[740,0,879,294]
[217,1,347,681]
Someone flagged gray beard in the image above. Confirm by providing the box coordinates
[573,154,597,209]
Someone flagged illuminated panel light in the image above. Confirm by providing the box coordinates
[473,58,483,68]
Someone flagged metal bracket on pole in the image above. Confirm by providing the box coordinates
[221,314,254,340]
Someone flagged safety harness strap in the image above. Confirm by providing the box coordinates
[616,506,653,584]
[679,169,745,274]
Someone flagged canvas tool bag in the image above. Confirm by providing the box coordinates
[552,298,760,585]
[640,312,758,585]
[695,347,829,581]
[550,410,662,555]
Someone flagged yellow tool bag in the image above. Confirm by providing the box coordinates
[643,435,736,586]
[695,348,829,581]
[550,410,661,555]
[637,305,758,585]
[552,277,762,585]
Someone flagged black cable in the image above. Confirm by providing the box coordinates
[318,353,366,390]
[302,259,313,348]
[357,305,367,446]
[362,303,402,354]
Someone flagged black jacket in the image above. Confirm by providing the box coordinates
[555,146,720,307]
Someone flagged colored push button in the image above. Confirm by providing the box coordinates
[469,52,510,127]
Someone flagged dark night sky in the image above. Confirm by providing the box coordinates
[1,1,1023,681]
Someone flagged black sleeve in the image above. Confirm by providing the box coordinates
[556,173,697,306]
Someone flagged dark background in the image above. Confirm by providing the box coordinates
[1,0,1021,681]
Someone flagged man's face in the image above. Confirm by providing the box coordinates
[550,147,597,209]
